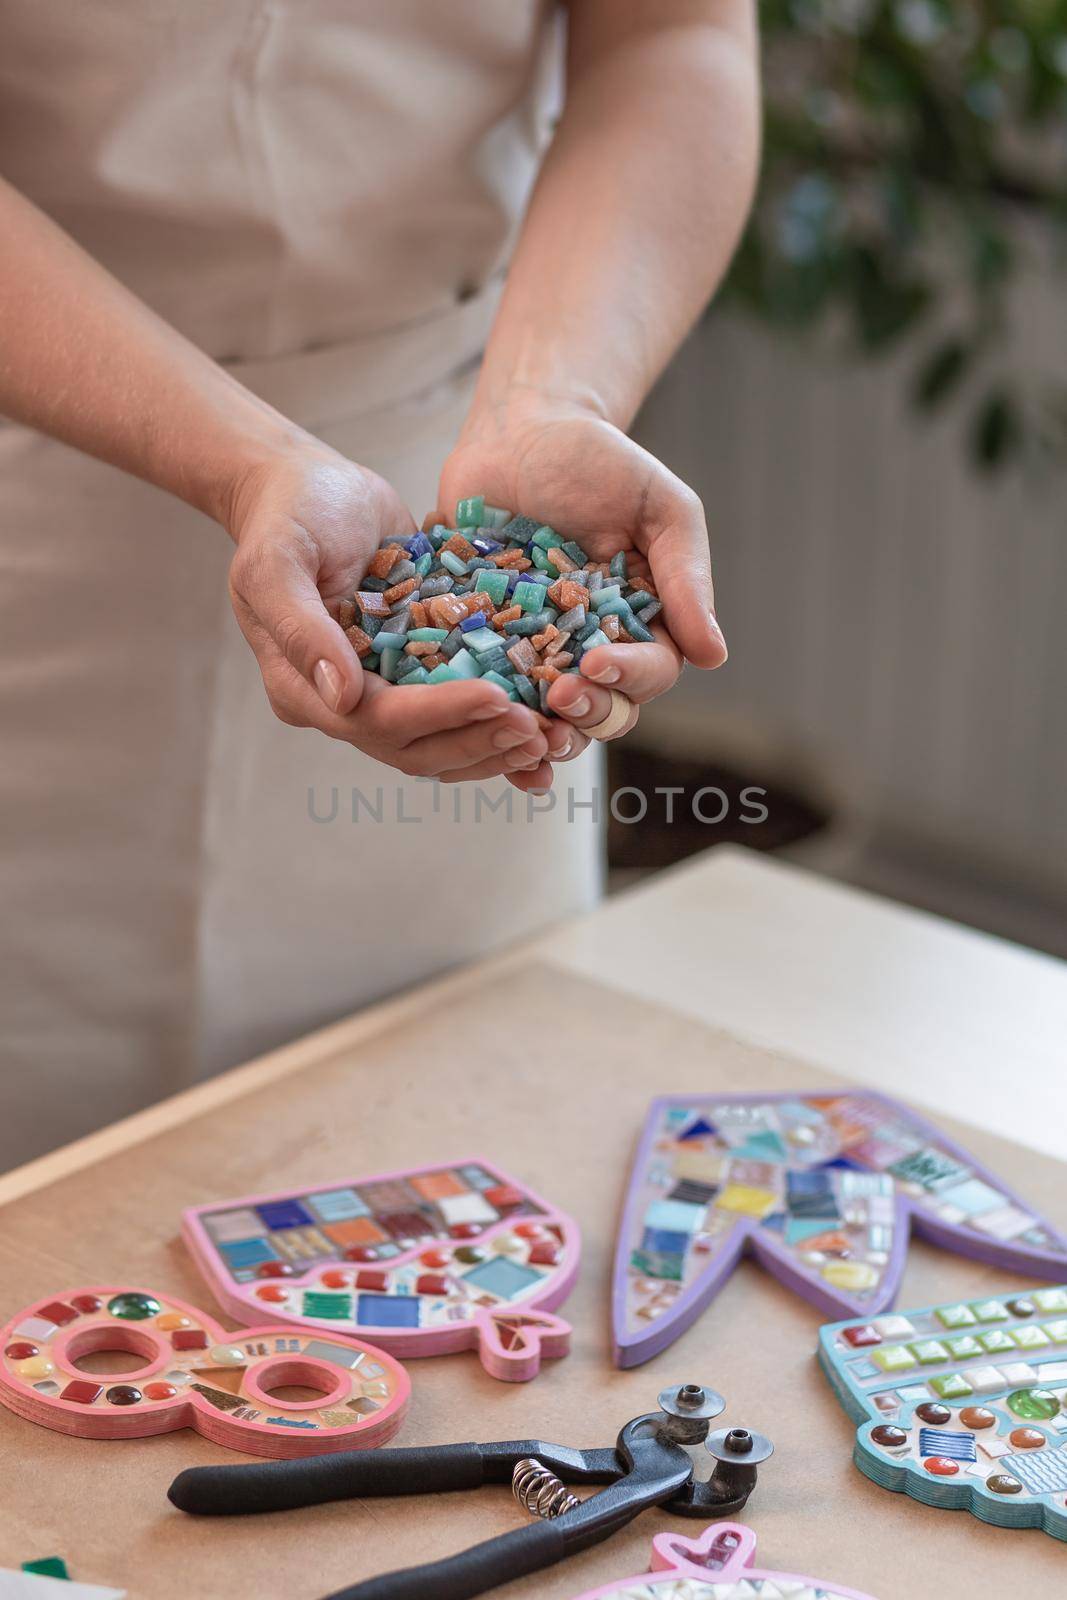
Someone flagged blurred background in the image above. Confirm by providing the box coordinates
[610,0,1067,957]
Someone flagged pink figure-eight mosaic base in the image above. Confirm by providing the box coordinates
[0,1285,409,1457]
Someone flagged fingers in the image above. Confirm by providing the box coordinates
[354,674,537,747]
[255,648,551,778]
[536,713,590,764]
[545,674,640,741]
[435,715,584,783]
[644,481,729,671]
[506,761,555,793]
[577,622,683,704]
[394,708,548,780]
[230,540,364,716]
[437,752,545,784]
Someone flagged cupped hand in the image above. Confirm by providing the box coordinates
[438,397,727,756]
[224,444,550,781]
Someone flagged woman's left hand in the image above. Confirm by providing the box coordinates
[438,395,728,786]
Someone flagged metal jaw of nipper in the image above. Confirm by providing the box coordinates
[167,1381,773,1600]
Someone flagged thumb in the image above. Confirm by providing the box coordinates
[646,489,728,670]
[232,542,364,715]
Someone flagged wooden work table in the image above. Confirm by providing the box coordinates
[1,846,1065,1598]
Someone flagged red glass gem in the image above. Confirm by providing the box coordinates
[419,1248,450,1269]
[514,1223,544,1241]
[528,1242,561,1267]
[70,1294,103,1315]
[60,1379,103,1405]
[4,1342,39,1361]
[842,1324,881,1348]
[416,1275,449,1297]
[449,1224,483,1240]
[356,1267,390,1292]
[256,1284,288,1303]
[484,1186,523,1210]
[106,1384,142,1406]
[321,1269,350,1289]
[171,1328,209,1351]
[256,1260,294,1278]
[923,1457,960,1476]
[144,1381,179,1401]
[356,1271,388,1291]
[37,1300,78,1327]
[344,1245,380,1262]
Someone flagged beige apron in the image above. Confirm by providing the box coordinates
[0,2,602,1166]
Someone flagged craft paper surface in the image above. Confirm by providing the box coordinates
[0,964,1064,1599]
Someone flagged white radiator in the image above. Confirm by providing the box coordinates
[635,290,1067,914]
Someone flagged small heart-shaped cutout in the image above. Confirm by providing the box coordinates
[650,1521,756,1578]
[475,1308,571,1383]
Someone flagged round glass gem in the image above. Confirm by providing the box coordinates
[5,1342,39,1361]
[209,1344,246,1367]
[256,1260,294,1278]
[871,1425,908,1448]
[107,1293,161,1321]
[1007,1388,1060,1421]
[1009,1427,1046,1449]
[17,1356,54,1380]
[106,1384,142,1405]
[987,1474,1023,1494]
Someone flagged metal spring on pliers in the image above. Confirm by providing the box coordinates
[512,1457,581,1520]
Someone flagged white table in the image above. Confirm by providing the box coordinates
[546,846,1067,1162]
[3,843,1063,1209]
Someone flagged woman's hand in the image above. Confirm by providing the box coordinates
[438,396,727,750]
[224,444,551,782]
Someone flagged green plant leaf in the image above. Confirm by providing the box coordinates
[847,244,933,350]
[970,388,1022,469]
[913,337,974,408]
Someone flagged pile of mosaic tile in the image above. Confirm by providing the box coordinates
[339,496,661,714]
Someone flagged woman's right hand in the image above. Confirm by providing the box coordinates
[225,444,554,783]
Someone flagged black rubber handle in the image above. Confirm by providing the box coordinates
[168,1444,486,1516]
[320,1518,568,1600]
